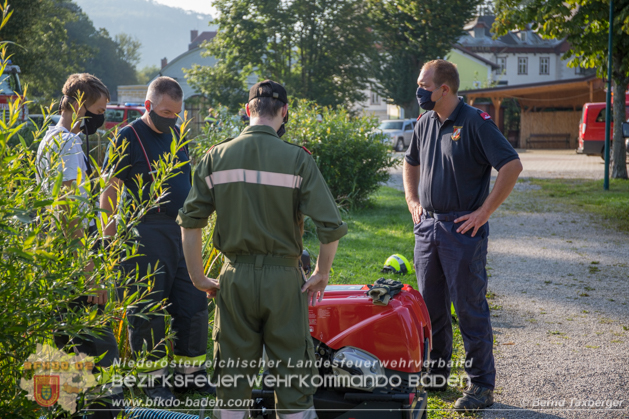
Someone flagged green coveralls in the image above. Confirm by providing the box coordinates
[176,125,347,418]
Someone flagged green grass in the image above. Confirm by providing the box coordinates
[305,186,416,284]
[527,178,629,231]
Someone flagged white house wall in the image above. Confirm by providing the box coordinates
[476,51,577,86]
[159,49,218,100]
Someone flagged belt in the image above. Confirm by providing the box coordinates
[224,254,300,269]
[422,209,472,222]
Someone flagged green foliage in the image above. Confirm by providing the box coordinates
[136,64,160,85]
[191,100,397,208]
[186,62,249,114]
[62,1,139,100]
[0,32,188,416]
[188,104,246,163]
[285,100,398,208]
[367,0,481,118]
[185,0,374,112]
[5,0,139,102]
[494,0,629,178]
[1,0,82,99]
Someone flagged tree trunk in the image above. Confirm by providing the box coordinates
[611,77,628,179]
[403,100,420,120]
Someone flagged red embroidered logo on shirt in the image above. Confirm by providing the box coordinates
[480,112,491,120]
[452,126,463,141]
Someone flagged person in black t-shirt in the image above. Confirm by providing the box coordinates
[403,60,522,413]
[100,77,212,401]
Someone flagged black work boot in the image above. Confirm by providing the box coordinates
[143,376,177,402]
[173,370,216,395]
[453,383,494,413]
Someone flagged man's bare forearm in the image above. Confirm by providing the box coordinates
[314,240,339,277]
[181,227,205,283]
[181,227,220,296]
[403,160,420,203]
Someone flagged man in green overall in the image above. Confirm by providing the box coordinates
[177,80,347,419]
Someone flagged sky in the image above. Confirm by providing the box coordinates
[152,0,218,17]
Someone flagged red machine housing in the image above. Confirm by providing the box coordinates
[308,284,432,373]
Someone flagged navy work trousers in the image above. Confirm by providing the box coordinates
[120,213,208,370]
[413,211,495,389]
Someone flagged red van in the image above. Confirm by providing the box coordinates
[104,103,145,131]
[577,98,629,156]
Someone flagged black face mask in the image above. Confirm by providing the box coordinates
[149,104,178,133]
[276,109,289,138]
[83,109,105,135]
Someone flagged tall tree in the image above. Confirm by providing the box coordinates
[137,64,160,85]
[1,0,82,98]
[494,0,629,179]
[368,0,481,118]
[186,0,374,111]
[2,0,139,101]
[63,1,139,101]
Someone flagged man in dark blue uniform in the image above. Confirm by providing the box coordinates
[100,77,211,401]
[403,60,522,413]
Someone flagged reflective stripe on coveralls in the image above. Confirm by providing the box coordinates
[177,125,348,417]
[205,169,303,189]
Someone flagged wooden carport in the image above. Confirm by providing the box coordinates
[460,76,606,148]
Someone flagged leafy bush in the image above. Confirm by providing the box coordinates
[0,69,193,419]
[286,99,397,208]
[191,100,397,208]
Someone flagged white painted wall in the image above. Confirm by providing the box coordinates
[355,85,393,121]
[476,52,578,86]
[159,48,218,100]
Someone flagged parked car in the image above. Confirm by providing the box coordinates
[104,103,145,131]
[577,99,629,156]
[376,119,416,151]
[0,60,28,123]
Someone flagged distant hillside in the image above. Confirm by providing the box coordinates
[74,0,213,69]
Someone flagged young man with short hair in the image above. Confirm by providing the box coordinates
[178,80,347,419]
[36,73,122,419]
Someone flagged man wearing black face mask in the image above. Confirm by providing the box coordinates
[100,77,212,401]
[36,73,122,419]
[403,60,523,413]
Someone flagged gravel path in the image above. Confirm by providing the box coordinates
[385,151,629,418]
[483,184,629,419]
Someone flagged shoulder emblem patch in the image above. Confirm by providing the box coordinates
[302,146,312,155]
[479,112,491,120]
[452,126,463,141]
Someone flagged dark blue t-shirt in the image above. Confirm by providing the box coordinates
[103,119,191,218]
[405,99,519,213]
